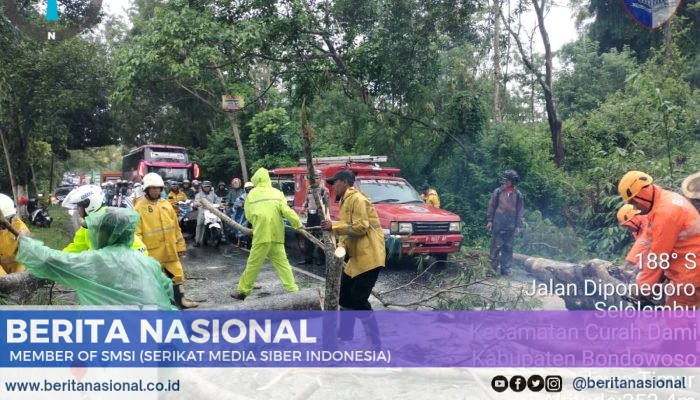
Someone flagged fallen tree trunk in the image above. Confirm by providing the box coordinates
[198,198,325,249]
[198,288,323,310]
[0,271,46,304]
[512,253,625,310]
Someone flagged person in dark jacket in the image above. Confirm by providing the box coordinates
[215,182,228,199]
[486,169,524,275]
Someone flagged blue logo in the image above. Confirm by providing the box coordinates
[1,0,103,41]
[622,0,682,29]
[46,0,59,21]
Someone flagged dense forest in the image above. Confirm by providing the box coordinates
[1,0,699,262]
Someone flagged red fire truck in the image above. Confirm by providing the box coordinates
[270,155,463,262]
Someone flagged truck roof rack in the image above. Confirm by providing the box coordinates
[298,155,388,165]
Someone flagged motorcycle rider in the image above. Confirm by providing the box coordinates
[226,178,244,207]
[0,193,30,275]
[182,180,193,198]
[215,181,228,199]
[231,182,254,247]
[134,173,198,308]
[62,185,148,254]
[167,181,188,213]
[191,180,201,199]
[194,180,219,247]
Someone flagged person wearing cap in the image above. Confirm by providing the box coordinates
[612,204,650,282]
[0,193,30,275]
[167,181,187,213]
[182,179,192,197]
[300,170,331,265]
[61,185,148,254]
[215,181,229,199]
[194,180,219,247]
[231,168,301,300]
[17,208,175,309]
[618,171,700,308]
[486,169,524,276]
[134,173,198,308]
[419,182,440,208]
[681,172,700,212]
[320,170,385,349]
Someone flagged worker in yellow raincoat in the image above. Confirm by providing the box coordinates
[0,193,30,275]
[134,173,198,309]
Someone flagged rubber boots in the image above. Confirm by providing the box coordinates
[174,284,199,309]
[360,314,382,351]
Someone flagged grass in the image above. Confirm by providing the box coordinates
[24,205,73,249]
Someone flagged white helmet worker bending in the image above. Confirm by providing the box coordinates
[62,185,105,218]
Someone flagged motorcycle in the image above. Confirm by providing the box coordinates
[26,195,52,228]
[176,200,197,235]
[226,195,251,248]
[202,207,223,247]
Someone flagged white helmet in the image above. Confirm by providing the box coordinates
[62,185,104,214]
[142,173,165,190]
[0,193,17,218]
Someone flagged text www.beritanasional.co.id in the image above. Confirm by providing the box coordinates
[4,379,180,393]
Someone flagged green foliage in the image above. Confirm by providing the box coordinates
[247,108,302,171]
[193,129,241,182]
[556,40,638,120]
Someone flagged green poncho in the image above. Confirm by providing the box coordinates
[18,208,175,309]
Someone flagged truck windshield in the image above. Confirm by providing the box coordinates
[148,167,189,181]
[356,179,423,204]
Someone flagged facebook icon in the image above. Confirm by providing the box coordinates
[509,375,526,392]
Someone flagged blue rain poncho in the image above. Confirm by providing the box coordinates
[17,207,175,309]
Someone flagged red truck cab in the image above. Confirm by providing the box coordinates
[270,156,463,262]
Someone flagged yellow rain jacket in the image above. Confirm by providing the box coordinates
[0,217,30,275]
[167,190,187,213]
[246,168,302,245]
[134,197,186,263]
[421,189,441,208]
[63,206,148,254]
[331,187,386,277]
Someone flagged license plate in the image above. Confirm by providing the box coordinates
[428,235,445,243]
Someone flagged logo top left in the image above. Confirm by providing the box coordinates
[1,0,103,41]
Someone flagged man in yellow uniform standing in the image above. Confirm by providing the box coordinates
[321,170,385,349]
[231,168,301,300]
[134,173,198,309]
[0,193,30,275]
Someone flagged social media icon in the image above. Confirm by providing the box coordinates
[510,375,526,392]
[545,375,563,392]
[527,375,544,392]
[491,375,508,393]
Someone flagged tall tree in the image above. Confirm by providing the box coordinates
[501,0,564,167]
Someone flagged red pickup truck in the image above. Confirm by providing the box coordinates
[271,156,463,262]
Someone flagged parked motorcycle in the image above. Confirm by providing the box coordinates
[176,200,197,235]
[202,207,223,247]
[26,194,52,228]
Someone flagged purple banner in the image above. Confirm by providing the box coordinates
[1,310,698,368]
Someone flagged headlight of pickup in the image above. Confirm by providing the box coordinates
[390,222,413,234]
[449,222,462,232]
